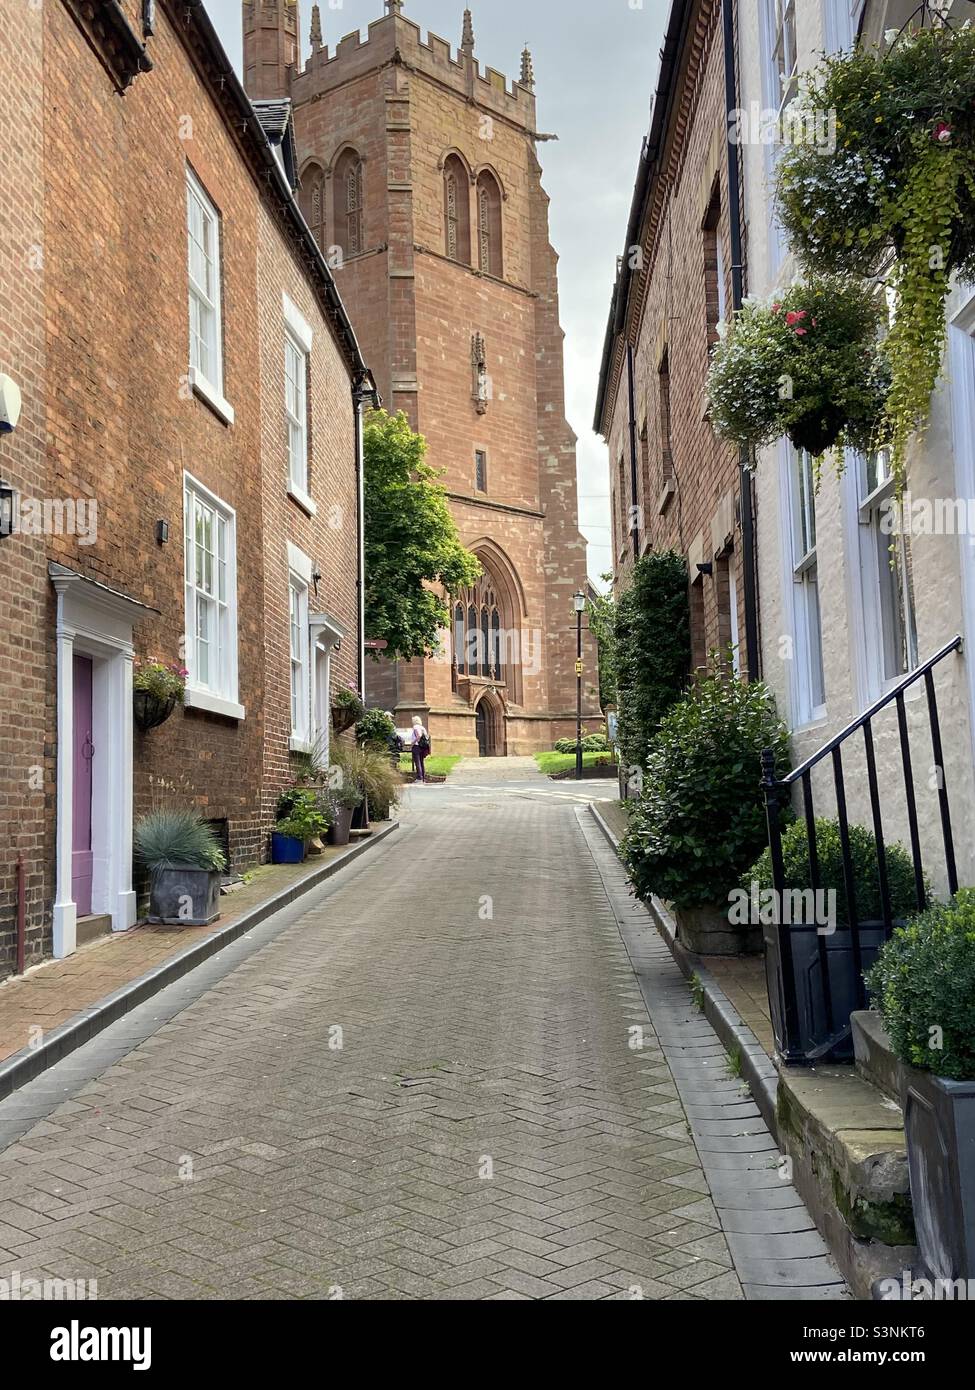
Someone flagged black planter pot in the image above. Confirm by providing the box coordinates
[787,407,847,458]
[351,797,370,831]
[901,1066,975,1283]
[134,688,181,733]
[328,804,355,847]
[764,918,892,1063]
[148,866,221,926]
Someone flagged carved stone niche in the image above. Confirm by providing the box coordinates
[68,0,153,93]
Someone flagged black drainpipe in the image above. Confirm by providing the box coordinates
[723,0,760,682]
[626,343,640,561]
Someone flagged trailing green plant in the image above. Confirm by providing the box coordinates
[133,660,187,703]
[134,809,226,876]
[275,787,331,842]
[621,663,790,909]
[706,276,891,457]
[614,551,691,773]
[356,708,396,749]
[867,889,975,1081]
[775,26,975,486]
[744,817,926,928]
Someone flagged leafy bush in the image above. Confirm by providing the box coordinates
[621,669,790,909]
[356,709,396,749]
[744,817,925,928]
[134,810,226,875]
[707,276,891,457]
[868,890,975,1081]
[614,551,690,772]
[275,787,331,842]
[554,732,610,754]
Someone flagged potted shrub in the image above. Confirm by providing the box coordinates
[775,25,975,486]
[620,662,790,955]
[867,891,975,1282]
[744,817,925,1058]
[271,789,331,864]
[331,683,366,736]
[706,276,891,459]
[133,660,187,733]
[327,779,363,847]
[134,809,225,926]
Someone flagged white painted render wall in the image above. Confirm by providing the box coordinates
[736,0,975,896]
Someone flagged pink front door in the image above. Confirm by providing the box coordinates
[72,654,94,917]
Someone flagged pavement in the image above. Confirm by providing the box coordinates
[0,758,842,1300]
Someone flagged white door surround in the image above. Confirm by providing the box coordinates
[310,609,347,770]
[50,563,157,958]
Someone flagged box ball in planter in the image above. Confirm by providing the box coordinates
[134,810,226,929]
[868,891,975,1283]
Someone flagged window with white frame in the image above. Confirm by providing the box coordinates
[769,0,799,115]
[789,448,826,720]
[827,0,866,54]
[285,333,308,495]
[186,169,226,409]
[183,475,240,711]
[858,449,919,690]
[289,575,311,745]
[282,294,315,510]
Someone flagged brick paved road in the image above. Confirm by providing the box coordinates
[0,776,744,1300]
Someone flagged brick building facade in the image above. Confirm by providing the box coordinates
[0,0,371,979]
[243,0,599,755]
[595,0,757,683]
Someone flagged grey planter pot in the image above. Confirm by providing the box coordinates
[900,1065,975,1282]
[148,867,222,927]
[327,804,355,847]
[676,903,762,956]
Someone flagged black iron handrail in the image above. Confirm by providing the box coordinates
[760,634,963,1064]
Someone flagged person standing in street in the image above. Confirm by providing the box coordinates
[411,715,431,784]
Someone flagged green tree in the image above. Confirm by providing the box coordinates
[363,410,481,661]
[615,550,691,771]
[587,576,617,712]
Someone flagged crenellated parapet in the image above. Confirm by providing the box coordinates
[293,8,537,132]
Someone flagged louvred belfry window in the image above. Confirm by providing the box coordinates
[443,154,471,264]
[476,171,503,278]
[333,149,364,260]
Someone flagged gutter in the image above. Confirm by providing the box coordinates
[593,0,693,435]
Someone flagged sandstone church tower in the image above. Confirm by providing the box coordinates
[242,0,596,755]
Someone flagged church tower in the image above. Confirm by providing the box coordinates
[243,2,597,755]
[242,0,299,101]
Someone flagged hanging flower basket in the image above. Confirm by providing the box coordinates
[330,684,365,735]
[133,660,187,733]
[706,276,890,458]
[775,23,975,485]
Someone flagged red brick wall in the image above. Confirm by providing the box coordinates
[255,204,359,825]
[0,0,50,971]
[603,0,746,675]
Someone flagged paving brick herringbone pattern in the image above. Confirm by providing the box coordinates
[0,787,741,1300]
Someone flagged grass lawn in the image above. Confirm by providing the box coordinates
[533,750,617,776]
[398,754,463,779]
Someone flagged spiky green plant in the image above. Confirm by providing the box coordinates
[133,810,226,876]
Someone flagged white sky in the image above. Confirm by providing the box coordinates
[205,0,668,584]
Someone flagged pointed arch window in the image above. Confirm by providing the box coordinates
[299,162,325,249]
[443,154,471,264]
[333,149,364,260]
[476,171,503,278]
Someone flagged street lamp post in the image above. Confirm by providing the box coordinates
[573,591,586,782]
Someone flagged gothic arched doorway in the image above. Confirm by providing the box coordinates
[474,691,506,758]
